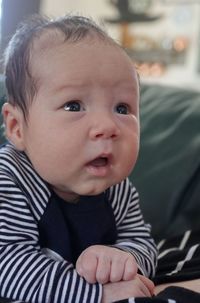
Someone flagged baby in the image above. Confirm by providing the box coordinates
[0,14,157,303]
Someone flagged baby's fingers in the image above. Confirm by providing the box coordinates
[138,274,155,296]
[109,256,127,282]
[76,253,98,284]
[123,255,138,281]
[96,255,111,284]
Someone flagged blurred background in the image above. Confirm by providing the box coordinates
[1,0,200,90]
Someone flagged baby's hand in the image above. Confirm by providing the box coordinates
[76,245,138,284]
[102,274,155,303]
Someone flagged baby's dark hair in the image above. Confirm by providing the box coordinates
[4,14,116,119]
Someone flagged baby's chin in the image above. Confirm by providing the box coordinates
[53,176,125,201]
[77,178,123,196]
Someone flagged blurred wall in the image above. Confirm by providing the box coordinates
[41,0,200,89]
[40,0,112,19]
[0,0,40,70]
[1,0,40,51]
[40,0,119,40]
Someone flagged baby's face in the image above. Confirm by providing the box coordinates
[22,38,140,201]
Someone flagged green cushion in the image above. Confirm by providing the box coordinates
[129,84,200,240]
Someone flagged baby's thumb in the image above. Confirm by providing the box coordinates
[76,256,83,276]
[138,274,155,296]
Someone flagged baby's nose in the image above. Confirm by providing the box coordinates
[89,114,120,140]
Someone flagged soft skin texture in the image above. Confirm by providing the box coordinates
[2,36,145,302]
[76,245,138,284]
[102,274,155,302]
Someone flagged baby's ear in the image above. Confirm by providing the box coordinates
[2,102,26,151]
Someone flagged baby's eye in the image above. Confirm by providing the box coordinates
[115,103,129,115]
[64,101,83,112]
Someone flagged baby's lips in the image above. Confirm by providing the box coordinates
[88,157,108,167]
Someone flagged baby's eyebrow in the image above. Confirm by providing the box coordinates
[53,75,139,93]
[54,83,88,92]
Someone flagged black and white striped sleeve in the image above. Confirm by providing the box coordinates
[108,178,158,278]
[0,172,102,303]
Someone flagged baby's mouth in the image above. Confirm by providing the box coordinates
[88,156,108,167]
[85,154,113,177]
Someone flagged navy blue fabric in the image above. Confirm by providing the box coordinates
[38,191,117,264]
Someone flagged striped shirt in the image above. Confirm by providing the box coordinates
[154,229,200,285]
[0,143,157,303]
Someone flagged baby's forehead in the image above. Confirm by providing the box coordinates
[31,28,65,55]
[29,28,118,73]
[29,28,138,90]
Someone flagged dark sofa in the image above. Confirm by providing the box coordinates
[0,79,200,242]
[130,84,200,240]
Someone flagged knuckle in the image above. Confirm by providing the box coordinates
[110,272,121,282]
[96,272,109,284]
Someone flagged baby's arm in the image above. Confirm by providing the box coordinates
[0,173,154,303]
[0,174,102,303]
[108,179,158,278]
